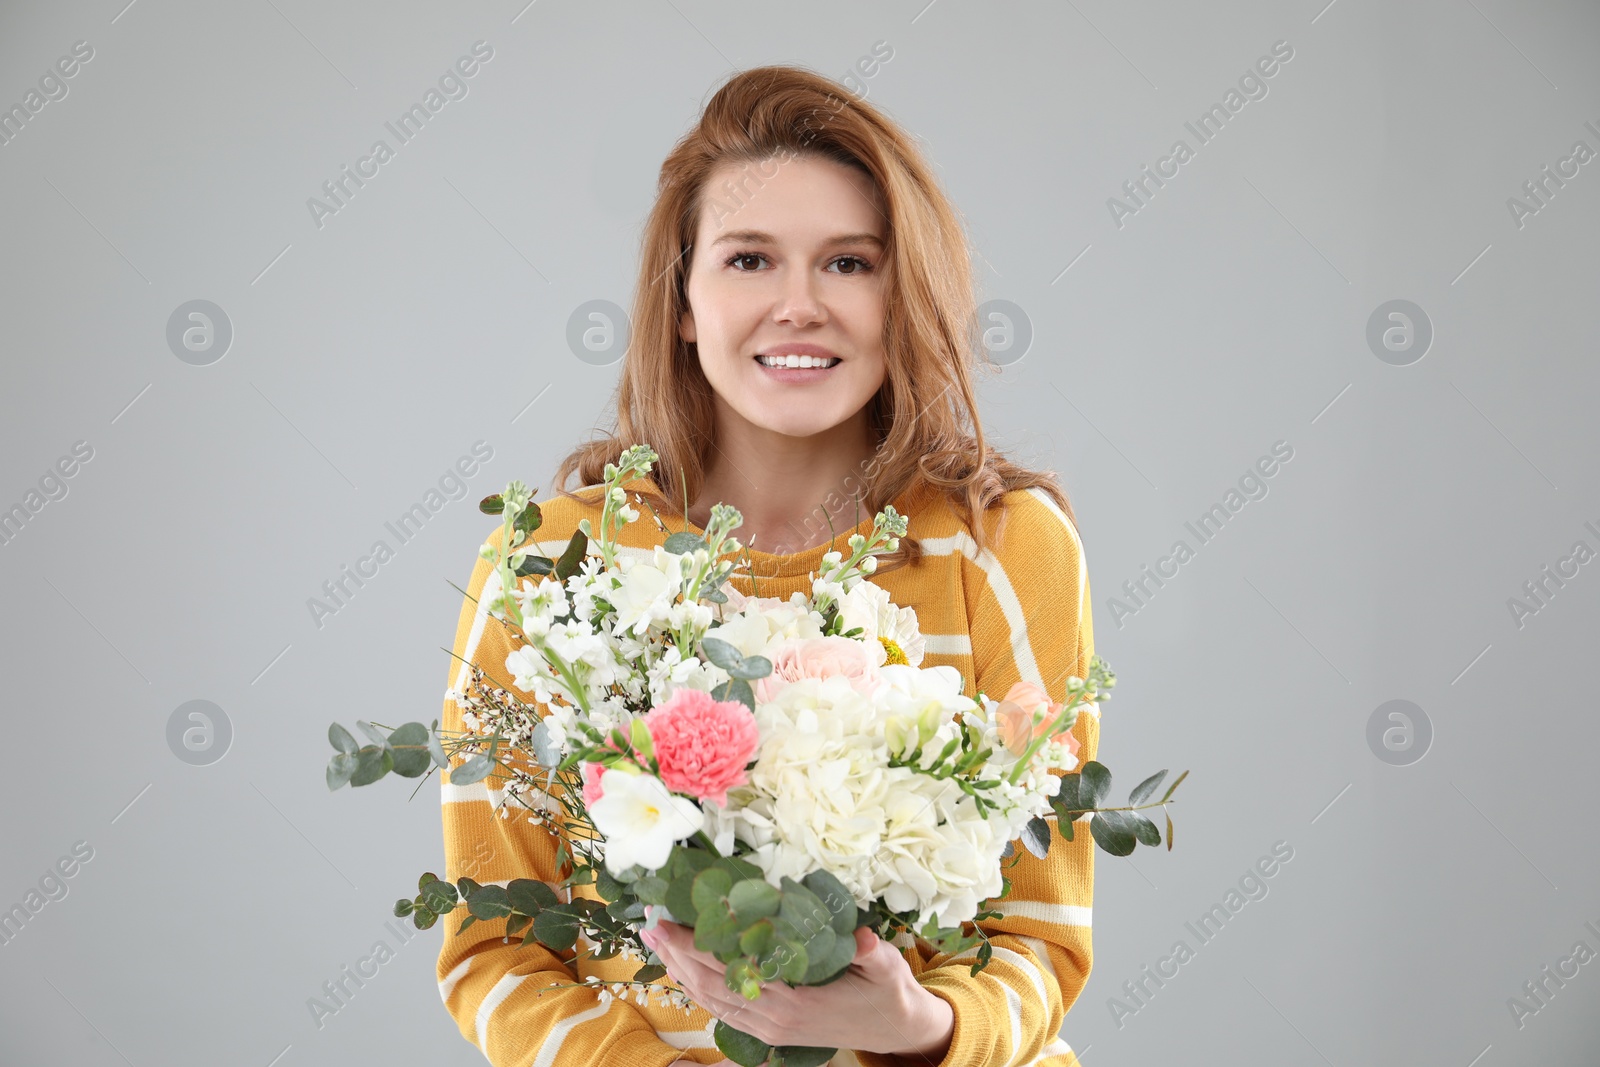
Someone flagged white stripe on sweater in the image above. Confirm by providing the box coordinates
[529,997,616,1067]
[438,956,473,1006]
[922,632,972,655]
[474,972,530,1051]
[990,900,1092,928]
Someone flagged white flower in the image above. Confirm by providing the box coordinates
[588,772,705,876]
[839,581,925,666]
[610,546,687,636]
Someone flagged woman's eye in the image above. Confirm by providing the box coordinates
[828,255,872,275]
[727,252,767,271]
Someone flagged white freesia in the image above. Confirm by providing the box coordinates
[588,772,705,876]
[609,545,687,636]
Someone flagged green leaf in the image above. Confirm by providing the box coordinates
[412,908,438,930]
[701,587,728,604]
[349,745,392,787]
[554,531,588,581]
[771,1045,841,1067]
[354,720,390,750]
[1079,760,1112,809]
[507,879,559,915]
[701,636,745,672]
[450,754,495,786]
[1054,773,1083,814]
[711,677,755,710]
[393,898,414,917]
[663,531,708,555]
[1160,768,1190,803]
[426,722,448,769]
[631,962,668,984]
[514,554,555,577]
[530,720,561,768]
[504,913,533,940]
[420,878,459,912]
[533,907,581,952]
[692,868,734,916]
[328,723,359,754]
[968,939,994,978]
[801,870,857,937]
[388,722,432,777]
[467,885,513,920]
[479,493,505,515]
[1021,817,1052,860]
[1088,810,1137,856]
[739,919,776,957]
[1128,769,1168,806]
[515,501,543,536]
[456,877,483,897]
[457,914,478,934]
[727,879,782,925]
[1165,811,1175,851]
[727,654,772,682]
[325,752,357,791]
[666,873,701,927]
[1129,811,1161,848]
[1059,817,1075,842]
[713,1019,773,1067]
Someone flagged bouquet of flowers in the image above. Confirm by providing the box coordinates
[325,445,1185,1067]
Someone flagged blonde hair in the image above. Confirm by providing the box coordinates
[551,64,1077,569]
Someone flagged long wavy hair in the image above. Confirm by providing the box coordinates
[551,64,1077,570]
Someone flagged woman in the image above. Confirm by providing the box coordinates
[436,65,1098,1067]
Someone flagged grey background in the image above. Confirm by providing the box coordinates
[2,1,1597,1064]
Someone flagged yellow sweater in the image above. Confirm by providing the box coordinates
[436,473,1099,1066]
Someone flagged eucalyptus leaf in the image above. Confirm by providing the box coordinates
[727,879,782,924]
[467,885,513,920]
[328,723,359,755]
[325,752,357,791]
[450,754,495,786]
[504,913,532,940]
[726,654,772,682]
[1079,760,1112,809]
[711,677,755,711]
[420,878,459,913]
[1128,769,1168,806]
[1166,811,1175,851]
[1021,816,1052,860]
[1129,811,1162,848]
[506,879,559,915]
[354,721,390,750]
[393,898,414,917]
[388,722,432,777]
[1160,768,1190,804]
[514,554,555,577]
[713,1020,773,1067]
[426,722,448,769]
[534,907,581,952]
[631,962,668,984]
[701,636,745,672]
[1088,810,1137,856]
[663,531,708,555]
[412,908,438,930]
[530,720,561,769]
[349,745,392,787]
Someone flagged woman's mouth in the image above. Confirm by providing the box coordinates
[753,352,842,380]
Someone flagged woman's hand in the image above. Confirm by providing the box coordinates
[640,907,954,1060]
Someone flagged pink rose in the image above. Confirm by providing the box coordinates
[996,681,1079,759]
[580,761,608,807]
[643,689,760,808]
[755,635,884,702]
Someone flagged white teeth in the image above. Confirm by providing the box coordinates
[758,354,839,368]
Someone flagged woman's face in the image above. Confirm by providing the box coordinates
[679,154,889,440]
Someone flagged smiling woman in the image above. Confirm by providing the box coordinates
[437,64,1098,1067]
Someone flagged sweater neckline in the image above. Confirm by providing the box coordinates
[621,474,920,580]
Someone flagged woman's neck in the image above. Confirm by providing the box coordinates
[687,415,881,556]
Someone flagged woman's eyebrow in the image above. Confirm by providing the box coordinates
[708,229,885,250]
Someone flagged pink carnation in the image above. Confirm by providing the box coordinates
[755,635,884,703]
[580,761,608,806]
[643,689,760,808]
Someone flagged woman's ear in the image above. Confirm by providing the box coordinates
[678,307,697,344]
